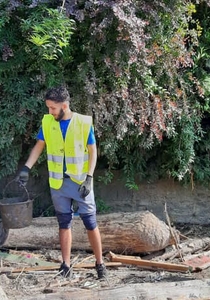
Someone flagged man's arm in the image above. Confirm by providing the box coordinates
[25,139,46,169]
[78,143,97,198]
[87,143,97,177]
[16,139,46,186]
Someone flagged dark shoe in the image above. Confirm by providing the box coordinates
[59,261,71,278]
[95,262,107,279]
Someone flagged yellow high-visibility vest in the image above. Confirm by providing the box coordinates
[42,113,92,189]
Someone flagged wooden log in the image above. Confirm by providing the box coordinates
[16,279,210,300]
[3,211,178,254]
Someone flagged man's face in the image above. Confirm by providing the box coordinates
[45,100,65,121]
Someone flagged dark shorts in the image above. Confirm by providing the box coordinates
[50,177,96,215]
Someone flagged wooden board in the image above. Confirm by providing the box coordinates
[0,262,122,274]
[109,251,190,272]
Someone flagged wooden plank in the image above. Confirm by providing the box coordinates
[109,251,190,272]
[17,279,210,300]
[0,262,122,274]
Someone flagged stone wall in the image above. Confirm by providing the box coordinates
[1,170,210,225]
[95,171,210,225]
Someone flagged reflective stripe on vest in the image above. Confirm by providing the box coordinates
[42,113,92,189]
[47,154,63,163]
[47,154,89,165]
[49,171,63,180]
[65,154,89,164]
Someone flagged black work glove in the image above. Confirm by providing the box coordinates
[16,165,30,187]
[78,175,92,198]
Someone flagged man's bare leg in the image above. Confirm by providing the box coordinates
[87,226,103,264]
[59,228,72,266]
[87,226,107,278]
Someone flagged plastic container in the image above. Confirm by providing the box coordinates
[0,180,33,229]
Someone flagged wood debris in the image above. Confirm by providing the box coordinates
[109,251,191,272]
[0,218,210,300]
[161,237,210,260]
[183,250,210,271]
[0,262,122,274]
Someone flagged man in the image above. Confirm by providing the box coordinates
[16,86,107,279]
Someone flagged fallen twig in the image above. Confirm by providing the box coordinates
[30,278,79,293]
[79,254,94,265]
[15,267,25,282]
[164,203,183,261]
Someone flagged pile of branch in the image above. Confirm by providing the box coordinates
[161,237,210,260]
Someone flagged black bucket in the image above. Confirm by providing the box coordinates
[0,180,33,229]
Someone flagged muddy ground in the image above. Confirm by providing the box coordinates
[0,223,210,300]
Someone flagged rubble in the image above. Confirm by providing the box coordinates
[0,220,210,299]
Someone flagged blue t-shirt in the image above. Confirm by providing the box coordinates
[37,119,96,144]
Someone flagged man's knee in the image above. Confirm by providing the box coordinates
[80,213,97,230]
[55,211,73,229]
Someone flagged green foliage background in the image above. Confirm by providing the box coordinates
[0,0,210,190]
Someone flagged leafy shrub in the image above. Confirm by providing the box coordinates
[0,2,75,177]
[0,0,210,190]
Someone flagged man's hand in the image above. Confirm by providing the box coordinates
[16,165,30,187]
[78,175,92,198]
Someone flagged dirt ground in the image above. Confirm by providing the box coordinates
[0,223,210,300]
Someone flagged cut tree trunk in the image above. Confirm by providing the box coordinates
[3,211,178,254]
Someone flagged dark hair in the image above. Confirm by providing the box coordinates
[44,86,70,103]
